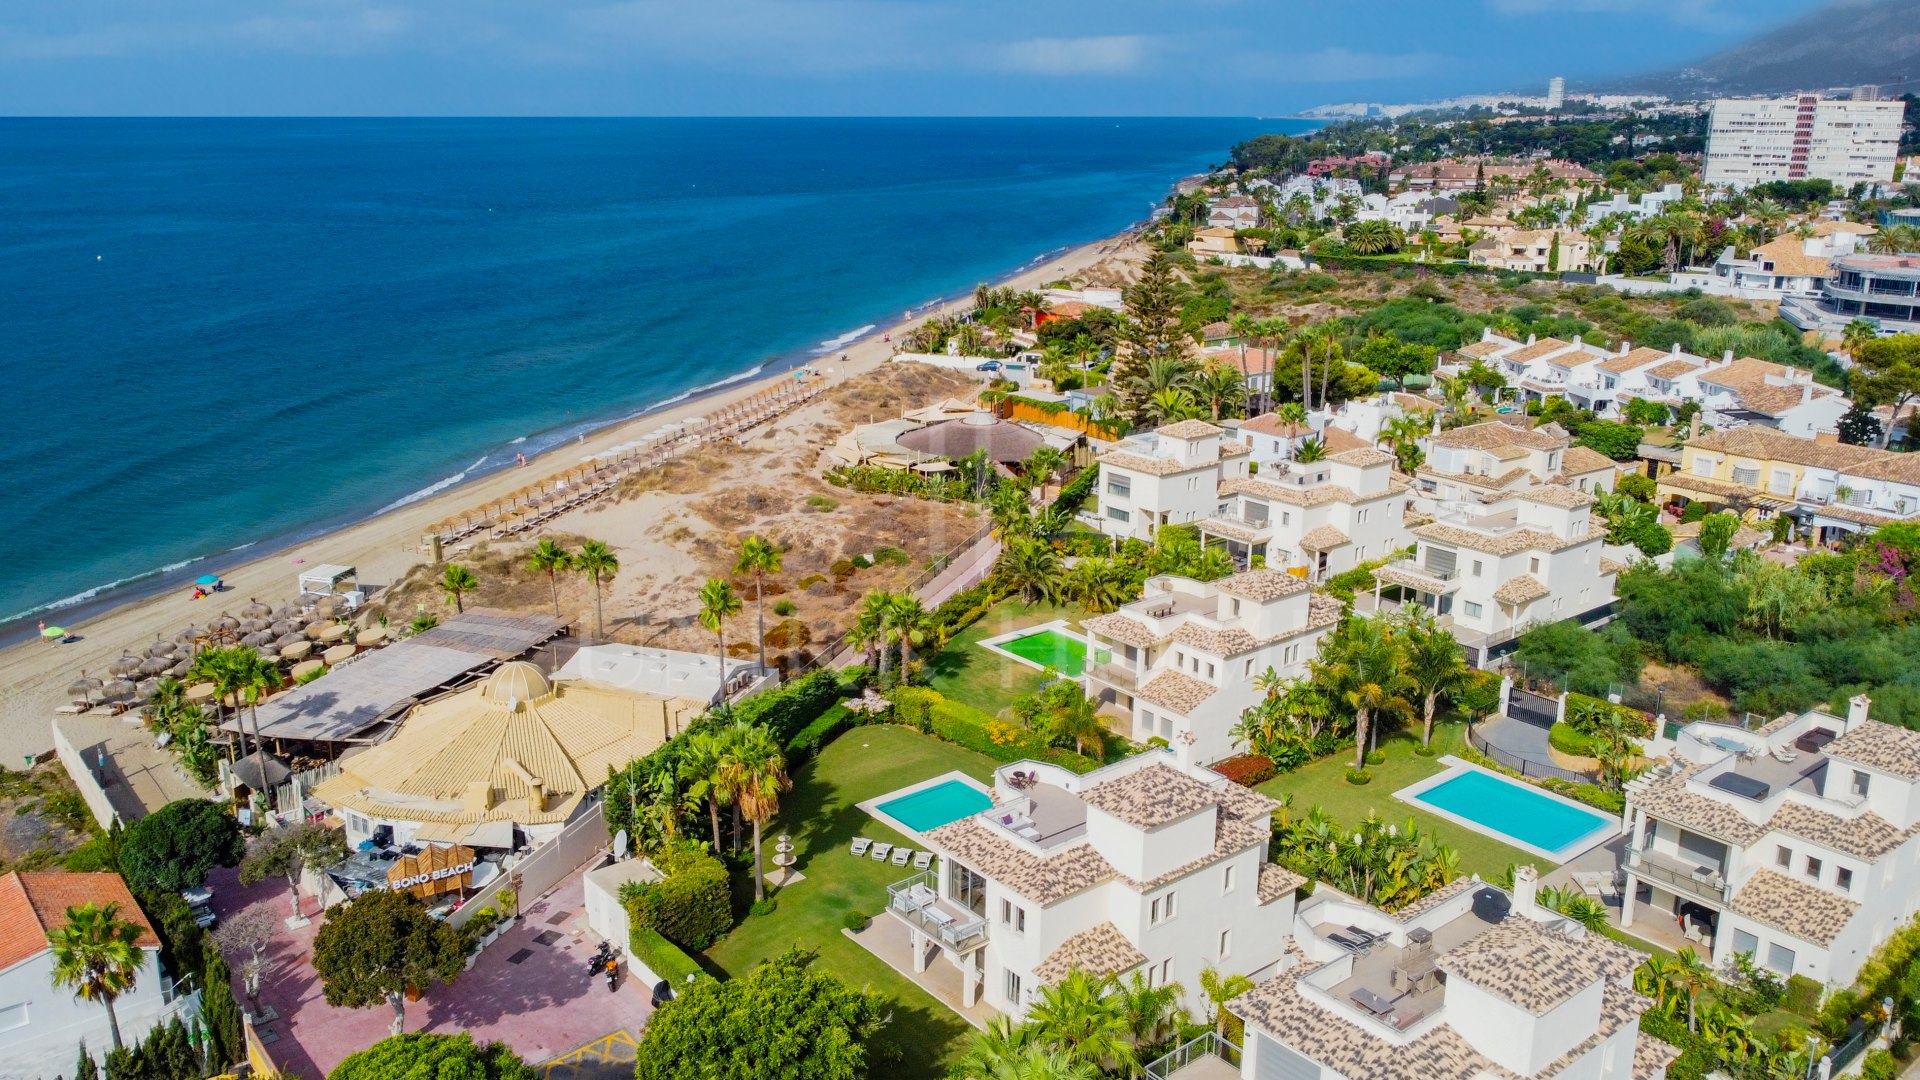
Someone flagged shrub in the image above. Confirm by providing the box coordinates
[1345,768,1373,785]
[120,798,245,894]
[731,669,844,745]
[1365,749,1386,765]
[62,832,119,873]
[749,899,776,917]
[1565,693,1654,739]
[1862,1049,1897,1080]
[850,554,873,569]
[797,574,827,590]
[1549,723,1602,758]
[621,839,732,951]
[764,618,810,649]
[1783,974,1822,1018]
[872,546,910,566]
[842,911,870,931]
[1212,754,1277,787]
[804,494,839,512]
[1412,743,1438,758]
[631,927,708,988]
[772,599,797,617]
[786,703,863,767]
[830,558,856,579]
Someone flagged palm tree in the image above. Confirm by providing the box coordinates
[438,563,478,614]
[1842,318,1879,358]
[989,483,1036,540]
[1293,437,1328,463]
[999,539,1061,604]
[885,593,931,682]
[1399,615,1468,746]
[1147,387,1204,425]
[1198,964,1254,1027]
[1673,947,1714,1031]
[526,538,573,619]
[49,902,144,1051]
[1022,446,1068,494]
[852,590,898,683]
[1124,356,1197,406]
[733,535,782,672]
[1228,312,1257,382]
[573,539,620,639]
[188,646,250,759]
[721,723,790,902]
[1275,401,1307,426]
[678,729,729,852]
[697,578,742,698]
[1345,219,1402,255]
[1065,556,1128,615]
[1319,616,1412,768]
[958,1017,1038,1080]
[1115,969,1186,1048]
[233,647,279,766]
[1026,971,1138,1074]
[1195,362,1248,420]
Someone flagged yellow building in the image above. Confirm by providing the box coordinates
[1655,426,1881,522]
[1187,226,1241,258]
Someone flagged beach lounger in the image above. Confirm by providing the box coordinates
[891,847,911,866]
[913,851,934,870]
[1327,931,1373,955]
[850,837,872,856]
[870,843,893,861]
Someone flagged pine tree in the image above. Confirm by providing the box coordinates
[102,1046,135,1080]
[76,1042,100,1080]
[1547,231,1560,272]
[200,951,244,1072]
[1115,248,1190,423]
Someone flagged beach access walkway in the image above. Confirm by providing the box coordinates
[53,714,211,821]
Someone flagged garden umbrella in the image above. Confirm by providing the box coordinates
[67,674,100,704]
[167,660,193,678]
[146,639,177,659]
[243,599,273,619]
[269,620,294,637]
[273,604,298,621]
[108,652,141,677]
[240,618,269,635]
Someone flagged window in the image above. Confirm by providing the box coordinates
[1357,508,1369,523]
[1464,601,1482,618]
[1806,855,1823,880]
[1733,466,1761,486]
[1280,511,1291,526]
[1766,942,1797,975]
[1206,662,1216,679]
[1223,865,1237,894]
[1837,867,1854,892]
[0,1003,25,1033]
[1529,557,1542,574]
[1244,659,1254,677]
[1219,929,1232,958]
[348,813,370,835]
[1733,929,1760,957]
[1106,506,1130,523]
[1001,900,1025,932]
[1694,458,1713,477]
[1006,971,1023,1004]
[1777,845,1793,868]
[1472,560,1483,578]
[1107,475,1131,498]
[1230,599,1241,617]
[1150,892,1178,925]
[1852,770,1871,797]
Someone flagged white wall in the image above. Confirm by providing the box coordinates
[0,948,186,1080]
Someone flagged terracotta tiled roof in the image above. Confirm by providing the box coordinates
[1696,358,1837,416]
[1770,802,1915,860]
[1507,337,1576,363]
[1457,338,1516,359]
[1098,450,1211,477]
[1415,519,1603,557]
[1083,613,1164,650]
[1601,557,1628,575]
[1648,358,1700,380]
[1299,524,1351,550]
[1216,568,1312,601]
[1627,763,1768,845]
[1827,722,1920,780]
[1082,764,1221,828]
[1436,916,1645,1015]
[1559,446,1618,477]
[1172,623,1262,657]
[1516,484,1595,508]
[1137,670,1217,716]
[1493,574,1551,605]
[925,817,1116,905]
[1158,420,1224,439]
[1259,863,1306,904]
[1428,420,1564,452]
[1635,1032,1685,1080]
[1196,516,1270,543]
[1219,440,1252,458]
[1685,426,1883,472]
[1322,427,1372,455]
[1392,392,1441,413]
[1598,346,1689,376]
[1811,220,1875,236]
[1329,448,1395,468]
[1729,868,1859,946]
[1240,414,1313,438]
[1220,476,1365,508]
[1747,235,1830,279]
[0,872,160,971]
[1034,922,1147,983]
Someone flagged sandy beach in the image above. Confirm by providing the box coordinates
[0,230,1142,765]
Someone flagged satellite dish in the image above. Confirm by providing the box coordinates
[613,829,629,861]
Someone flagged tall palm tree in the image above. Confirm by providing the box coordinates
[439,563,478,615]
[733,535,782,672]
[885,593,930,682]
[49,902,144,1051]
[1147,387,1204,425]
[573,540,620,639]
[1320,616,1412,768]
[188,646,251,759]
[233,647,279,766]
[1195,362,1248,420]
[1841,318,1879,358]
[1673,947,1714,1031]
[1399,614,1468,746]
[526,538,573,619]
[999,539,1061,604]
[697,578,742,699]
[1293,437,1328,463]
[721,723,791,902]
[1026,971,1138,1074]
[678,729,729,852]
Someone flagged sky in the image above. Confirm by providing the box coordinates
[0,0,1827,116]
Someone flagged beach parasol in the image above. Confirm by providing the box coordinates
[243,598,272,619]
[134,679,159,702]
[146,639,176,659]
[168,660,193,678]
[185,683,216,704]
[41,626,65,640]
[138,656,172,676]
[67,673,101,704]
[297,592,323,607]
[356,626,387,647]
[108,652,141,677]
[175,625,204,646]
[275,632,307,650]
[239,618,268,634]
[195,574,221,587]
[290,659,325,682]
[242,630,275,648]
[316,596,345,616]
[304,621,330,640]
[322,644,356,665]
[102,678,136,701]
[273,604,298,621]
[280,640,313,661]
[269,620,294,636]
[209,613,240,634]
[317,623,350,643]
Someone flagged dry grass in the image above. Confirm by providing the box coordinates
[824,362,976,426]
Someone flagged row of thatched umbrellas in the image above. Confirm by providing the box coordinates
[67,593,389,707]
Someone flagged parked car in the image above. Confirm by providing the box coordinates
[181,885,217,930]
[974,360,1002,373]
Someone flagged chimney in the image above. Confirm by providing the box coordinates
[1849,694,1873,730]
[1573,334,1584,347]
[1671,342,1681,355]
[1513,864,1540,912]
[1723,349,1735,365]
[463,780,494,813]
[1688,413,1701,439]
[1619,340,1631,355]
[1481,326,1494,342]
[1802,382,1812,404]
[1527,333,1537,345]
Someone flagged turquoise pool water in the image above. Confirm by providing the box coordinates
[877,780,993,833]
[1410,770,1612,856]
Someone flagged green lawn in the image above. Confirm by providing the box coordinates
[704,724,998,1076]
[1254,722,1552,883]
[924,598,1090,717]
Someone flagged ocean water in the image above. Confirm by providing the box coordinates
[0,116,1314,632]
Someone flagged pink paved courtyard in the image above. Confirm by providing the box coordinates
[208,858,653,1077]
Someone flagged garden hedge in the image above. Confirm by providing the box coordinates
[731,668,844,745]
[622,839,732,951]
[630,927,709,989]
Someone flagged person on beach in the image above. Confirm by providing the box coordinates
[517,452,525,467]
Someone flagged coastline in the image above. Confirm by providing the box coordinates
[0,226,1141,760]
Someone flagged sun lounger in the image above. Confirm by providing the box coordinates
[1327,931,1373,955]
[891,847,911,866]
[913,851,934,870]
[870,843,893,861]
[850,837,872,856]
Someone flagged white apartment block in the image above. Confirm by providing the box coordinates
[1454,332,1613,407]
[1202,448,1414,579]
[1704,95,1903,188]
[1082,570,1342,768]
[1217,867,1678,1080]
[900,752,1304,1021]
[1665,426,1920,545]
[1675,356,1851,439]
[1374,483,1619,653]
[1094,420,1252,542]
[1583,183,1684,227]
[1414,419,1617,505]
[1622,696,1920,987]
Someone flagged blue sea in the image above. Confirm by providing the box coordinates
[0,117,1314,633]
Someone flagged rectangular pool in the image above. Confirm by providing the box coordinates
[1399,764,1615,861]
[874,779,993,833]
[988,627,1093,677]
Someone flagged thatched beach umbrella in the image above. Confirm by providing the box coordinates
[108,652,141,677]
[209,612,240,634]
[242,630,274,648]
[68,673,101,704]
[138,656,171,677]
[146,639,177,659]
[280,640,313,661]
[356,626,387,647]
[102,678,136,701]
[168,660,193,678]
[239,618,268,634]
[135,679,160,702]
[243,598,273,619]
[273,604,298,621]
[275,632,307,650]
[318,623,350,644]
[175,625,204,646]
[316,596,345,617]
[297,592,323,607]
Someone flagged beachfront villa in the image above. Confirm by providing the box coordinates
[1081,570,1343,767]
[887,751,1302,1022]
[1621,696,1920,987]
[1413,419,1618,505]
[1093,421,1252,543]
[1205,447,1414,579]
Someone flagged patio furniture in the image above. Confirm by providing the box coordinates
[1345,926,1380,945]
[850,837,872,856]
[912,851,934,870]
[870,843,893,861]
[1770,744,1799,764]
[902,883,937,911]
[923,907,955,930]
[1327,931,1373,955]
[1017,826,1042,842]
[891,847,911,866]
[1574,871,1610,898]
[1350,987,1397,1015]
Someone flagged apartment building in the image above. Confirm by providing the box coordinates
[1686,220,1877,301]
[901,752,1304,1021]
[1621,696,1920,986]
[1094,421,1252,542]
[1081,570,1342,767]
[1782,253,1920,338]
[1704,95,1903,188]
[1232,414,1373,472]
[1655,425,1920,543]
[1415,419,1618,504]
[1374,483,1618,653]
[1202,448,1414,578]
[1453,332,1613,408]
[1676,357,1850,439]
[1212,867,1677,1080]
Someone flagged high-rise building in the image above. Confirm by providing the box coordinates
[1546,76,1565,110]
[1704,94,1903,189]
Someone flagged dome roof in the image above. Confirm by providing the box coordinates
[480,661,553,708]
[896,413,1045,464]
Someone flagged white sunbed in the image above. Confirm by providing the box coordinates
[870,843,894,861]
[891,847,911,866]
[912,851,935,870]
[850,837,872,856]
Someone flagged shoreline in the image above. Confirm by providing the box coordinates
[0,225,1142,760]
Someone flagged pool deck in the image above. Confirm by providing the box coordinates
[1393,756,1621,864]
[858,771,995,845]
[976,619,1093,678]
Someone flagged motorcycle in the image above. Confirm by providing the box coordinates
[604,956,619,992]
[586,941,614,980]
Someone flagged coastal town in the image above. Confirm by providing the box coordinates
[7,56,1920,1080]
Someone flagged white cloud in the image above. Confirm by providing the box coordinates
[994,34,1151,76]
[1485,0,1743,29]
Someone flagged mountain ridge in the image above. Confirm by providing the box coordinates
[1598,0,1920,98]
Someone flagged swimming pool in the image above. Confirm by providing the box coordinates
[980,622,1098,677]
[1397,761,1616,861]
[875,779,993,833]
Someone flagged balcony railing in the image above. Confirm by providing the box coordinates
[1146,1031,1243,1080]
[1381,555,1461,590]
[1625,845,1732,904]
[1085,660,1140,692]
[886,870,989,952]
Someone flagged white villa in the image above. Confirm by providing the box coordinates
[1203,448,1414,579]
[1414,420,1618,505]
[1081,570,1344,767]
[899,751,1304,1021]
[1681,220,1878,302]
[1217,867,1679,1080]
[1621,696,1920,987]
[1093,421,1253,542]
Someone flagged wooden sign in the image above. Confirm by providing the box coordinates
[387,843,476,898]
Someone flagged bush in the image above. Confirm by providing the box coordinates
[329,1032,537,1080]
[850,554,873,569]
[1549,723,1602,757]
[830,558,856,579]
[749,899,776,917]
[1364,749,1386,765]
[1783,974,1822,1018]
[62,832,119,873]
[786,703,863,767]
[731,669,844,745]
[631,927,708,988]
[1862,1049,1897,1080]
[1345,768,1373,785]
[842,911,870,931]
[804,494,839,512]
[1212,754,1277,787]
[1565,693,1654,739]
[1413,743,1438,758]
[872,546,910,566]
[622,839,732,951]
[900,687,1103,773]
[120,798,245,894]
[772,599,797,617]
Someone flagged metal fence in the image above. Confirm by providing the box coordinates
[1467,722,1598,785]
[1145,1032,1242,1080]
